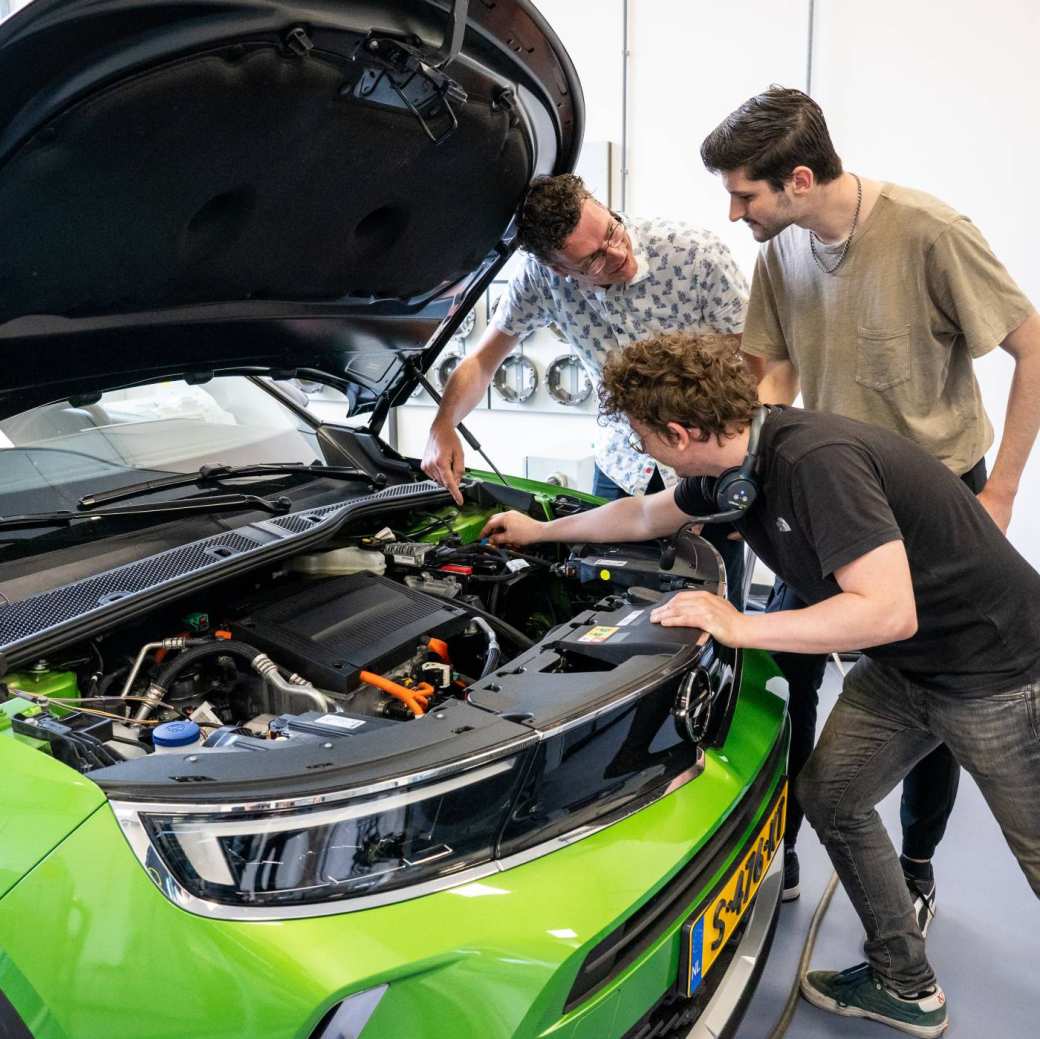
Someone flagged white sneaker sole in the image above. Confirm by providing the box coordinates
[800,979,948,1038]
[781,883,801,902]
[917,901,936,938]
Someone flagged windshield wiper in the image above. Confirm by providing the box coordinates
[0,492,293,532]
[78,462,368,510]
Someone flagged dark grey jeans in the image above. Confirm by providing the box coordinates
[797,657,1040,995]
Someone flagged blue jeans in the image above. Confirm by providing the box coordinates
[797,657,1040,994]
[592,465,746,609]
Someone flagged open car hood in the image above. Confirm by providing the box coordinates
[0,0,582,418]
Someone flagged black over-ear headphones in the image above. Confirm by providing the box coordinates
[686,406,768,524]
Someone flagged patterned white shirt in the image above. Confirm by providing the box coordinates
[493,216,749,493]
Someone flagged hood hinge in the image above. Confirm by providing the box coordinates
[349,0,470,145]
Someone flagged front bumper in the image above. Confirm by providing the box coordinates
[689,846,782,1039]
[0,657,787,1039]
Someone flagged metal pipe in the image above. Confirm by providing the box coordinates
[133,682,167,724]
[806,0,816,94]
[251,654,333,713]
[620,0,630,210]
[122,638,188,699]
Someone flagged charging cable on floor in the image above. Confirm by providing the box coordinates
[761,651,847,1039]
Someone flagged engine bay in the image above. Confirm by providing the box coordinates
[0,488,726,783]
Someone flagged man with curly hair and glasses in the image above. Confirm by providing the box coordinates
[420,173,750,604]
[479,330,1040,1039]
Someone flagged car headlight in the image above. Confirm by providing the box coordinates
[114,755,525,917]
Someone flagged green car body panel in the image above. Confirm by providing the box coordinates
[0,649,785,1039]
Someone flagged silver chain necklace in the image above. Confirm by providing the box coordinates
[809,173,862,275]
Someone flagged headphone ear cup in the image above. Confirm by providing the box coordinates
[714,472,758,513]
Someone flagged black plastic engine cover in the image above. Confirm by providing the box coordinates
[232,573,469,692]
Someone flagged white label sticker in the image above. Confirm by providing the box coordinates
[617,609,645,626]
[506,559,530,572]
[593,558,627,567]
[317,714,366,730]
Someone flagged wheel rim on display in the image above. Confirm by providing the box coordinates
[545,354,592,406]
[492,354,538,403]
[435,352,464,391]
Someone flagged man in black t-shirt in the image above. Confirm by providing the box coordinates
[480,331,1040,1038]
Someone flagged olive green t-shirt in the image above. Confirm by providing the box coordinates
[742,183,1035,475]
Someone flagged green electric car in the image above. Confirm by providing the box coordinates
[0,1,789,1037]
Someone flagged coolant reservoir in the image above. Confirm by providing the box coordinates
[152,720,203,755]
[289,546,386,577]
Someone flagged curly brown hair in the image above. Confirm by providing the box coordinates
[516,174,593,261]
[600,332,759,443]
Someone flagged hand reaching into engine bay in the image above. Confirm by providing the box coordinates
[650,590,749,647]
[421,422,467,506]
[481,510,546,547]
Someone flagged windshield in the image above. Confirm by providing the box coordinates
[0,376,323,516]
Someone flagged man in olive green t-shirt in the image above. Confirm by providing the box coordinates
[700,87,1040,947]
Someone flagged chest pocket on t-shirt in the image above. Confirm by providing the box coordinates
[855,324,911,392]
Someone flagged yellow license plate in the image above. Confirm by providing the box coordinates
[681,782,787,996]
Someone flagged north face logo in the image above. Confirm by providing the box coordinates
[776,517,792,533]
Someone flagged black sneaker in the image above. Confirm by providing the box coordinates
[906,874,936,937]
[782,847,800,902]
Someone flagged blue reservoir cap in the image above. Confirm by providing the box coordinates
[153,720,201,747]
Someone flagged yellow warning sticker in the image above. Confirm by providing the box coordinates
[579,626,620,643]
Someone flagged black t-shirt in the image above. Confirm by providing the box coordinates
[674,406,1040,693]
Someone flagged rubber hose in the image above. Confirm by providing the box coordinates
[98,665,130,698]
[152,639,262,692]
[763,871,840,1039]
[472,617,501,678]
[765,656,846,1038]
[418,589,535,651]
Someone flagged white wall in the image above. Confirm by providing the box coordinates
[626,0,810,276]
[811,0,1040,565]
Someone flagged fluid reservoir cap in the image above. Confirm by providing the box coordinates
[153,720,201,747]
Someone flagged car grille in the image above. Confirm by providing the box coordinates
[621,914,752,1039]
[563,720,787,1014]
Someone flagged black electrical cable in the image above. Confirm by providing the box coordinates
[500,547,553,568]
[418,588,535,651]
[98,665,130,699]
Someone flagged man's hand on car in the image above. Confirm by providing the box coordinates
[481,510,545,547]
[421,423,466,506]
[650,590,748,647]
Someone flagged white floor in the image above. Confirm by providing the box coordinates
[735,663,1040,1039]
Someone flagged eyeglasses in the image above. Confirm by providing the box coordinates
[626,428,646,455]
[558,215,627,278]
